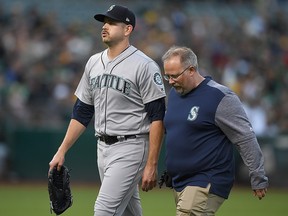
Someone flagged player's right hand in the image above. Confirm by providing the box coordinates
[49,150,66,173]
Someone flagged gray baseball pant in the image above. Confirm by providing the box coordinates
[94,136,148,216]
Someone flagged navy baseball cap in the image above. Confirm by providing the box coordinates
[94,5,136,29]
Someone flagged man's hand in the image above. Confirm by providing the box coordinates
[49,150,66,173]
[253,188,267,200]
[141,164,157,192]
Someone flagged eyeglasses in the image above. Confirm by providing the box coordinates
[163,65,192,81]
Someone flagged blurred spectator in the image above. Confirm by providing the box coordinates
[0,142,9,180]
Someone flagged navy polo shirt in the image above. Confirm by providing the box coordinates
[164,77,235,199]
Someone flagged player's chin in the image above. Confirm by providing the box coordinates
[102,37,109,43]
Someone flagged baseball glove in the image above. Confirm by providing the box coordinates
[158,170,173,189]
[48,165,73,215]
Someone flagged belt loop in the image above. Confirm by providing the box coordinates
[117,136,125,142]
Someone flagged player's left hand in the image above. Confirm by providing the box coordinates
[141,164,157,192]
[253,188,267,200]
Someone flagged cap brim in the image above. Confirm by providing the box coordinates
[94,14,106,22]
[94,13,123,23]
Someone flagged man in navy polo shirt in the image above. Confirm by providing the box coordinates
[162,46,268,216]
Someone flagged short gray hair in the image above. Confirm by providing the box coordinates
[162,46,198,71]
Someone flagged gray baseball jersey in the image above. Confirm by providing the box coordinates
[75,45,166,136]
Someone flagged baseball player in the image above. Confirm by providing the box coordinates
[49,4,166,216]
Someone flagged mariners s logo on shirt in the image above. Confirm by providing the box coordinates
[153,72,163,85]
[153,72,165,92]
[188,106,199,121]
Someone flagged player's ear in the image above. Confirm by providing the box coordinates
[125,24,133,35]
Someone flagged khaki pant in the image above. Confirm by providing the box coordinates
[173,185,225,216]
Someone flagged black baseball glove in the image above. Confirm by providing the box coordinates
[48,165,73,215]
[158,170,173,189]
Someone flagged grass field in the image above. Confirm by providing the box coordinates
[0,183,287,216]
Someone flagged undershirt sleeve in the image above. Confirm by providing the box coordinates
[144,97,166,122]
[71,98,95,127]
